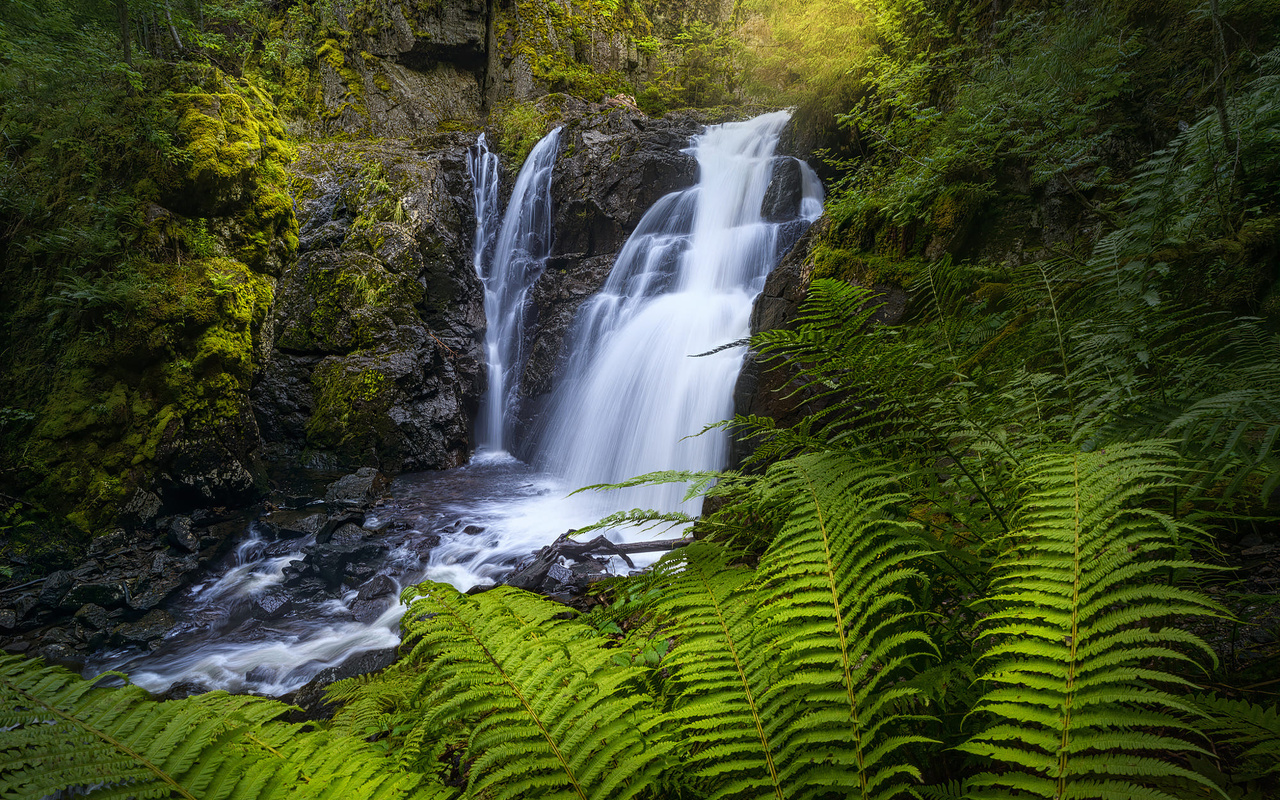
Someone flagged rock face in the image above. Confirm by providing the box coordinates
[731,217,911,468]
[503,100,704,448]
[253,137,485,472]
[316,0,487,138]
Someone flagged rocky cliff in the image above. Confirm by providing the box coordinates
[253,136,485,473]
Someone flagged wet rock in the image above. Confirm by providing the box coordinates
[0,609,17,630]
[462,524,485,535]
[73,604,111,631]
[317,512,368,544]
[111,609,176,649]
[357,574,397,602]
[262,510,328,539]
[38,571,74,608]
[156,681,211,701]
[307,542,387,587]
[343,563,377,586]
[325,469,388,507]
[283,647,398,722]
[87,528,133,559]
[761,157,806,222]
[350,599,389,624]
[167,516,200,553]
[36,641,81,668]
[249,587,294,621]
[61,581,126,611]
[120,489,163,527]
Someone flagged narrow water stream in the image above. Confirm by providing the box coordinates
[87,111,821,696]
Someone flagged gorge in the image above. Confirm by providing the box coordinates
[3,1,1279,796]
[63,110,822,696]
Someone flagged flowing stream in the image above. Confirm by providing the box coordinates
[87,112,821,696]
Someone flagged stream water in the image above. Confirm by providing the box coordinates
[87,112,822,696]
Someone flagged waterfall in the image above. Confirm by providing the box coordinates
[468,129,562,452]
[534,110,823,516]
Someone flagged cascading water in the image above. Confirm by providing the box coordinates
[533,110,823,515]
[84,113,821,696]
[470,129,561,452]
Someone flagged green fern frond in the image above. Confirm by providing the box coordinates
[1186,694,1280,781]
[0,654,438,800]
[397,584,674,800]
[643,542,779,800]
[754,453,938,800]
[959,444,1227,799]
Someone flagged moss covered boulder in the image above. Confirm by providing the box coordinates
[253,137,484,471]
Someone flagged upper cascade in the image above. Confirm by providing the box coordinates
[533,110,823,516]
[469,128,562,453]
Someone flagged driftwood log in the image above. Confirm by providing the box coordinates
[502,533,691,593]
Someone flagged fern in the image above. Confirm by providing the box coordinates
[959,444,1226,799]
[751,453,937,800]
[395,585,673,800]
[0,654,438,800]
[1186,694,1280,782]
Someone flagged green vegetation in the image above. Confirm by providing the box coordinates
[3,0,1280,797]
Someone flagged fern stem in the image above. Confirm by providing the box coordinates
[692,564,785,800]
[1055,454,1085,795]
[796,467,871,799]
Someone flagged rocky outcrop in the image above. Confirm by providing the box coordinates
[252,136,485,472]
[316,0,487,138]
[730,217,911,467]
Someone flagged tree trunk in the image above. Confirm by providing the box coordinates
[116,0,132,67]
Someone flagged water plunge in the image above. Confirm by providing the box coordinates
[532,110,822,515]
[469,129,561,453]
[86,112,820,696]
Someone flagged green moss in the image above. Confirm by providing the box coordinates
[812,243,925,287]
[306,359,393,456]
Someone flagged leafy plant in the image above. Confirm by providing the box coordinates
[0,655,435,800]
[958,444,1224,799]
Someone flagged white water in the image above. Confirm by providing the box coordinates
[534,110,822,514]
[87,113,820,696]
[470,130,561,452]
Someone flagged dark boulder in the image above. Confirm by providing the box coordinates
[111,609,176,649]
[249,587,294,621]
[324,468,387,507]
[283,647,398,721]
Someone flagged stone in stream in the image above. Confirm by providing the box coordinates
[111,610,177,650]
[283,647,398,722]
[325,467,389,506]
[249,587,294,621]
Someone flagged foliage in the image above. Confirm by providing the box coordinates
[959,445,1223,799]
[0,654,436,800]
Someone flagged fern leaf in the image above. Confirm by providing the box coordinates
[754,453,938,800]
[398,584,673,800]
[959,444,1226,799]
[0,655,437,800]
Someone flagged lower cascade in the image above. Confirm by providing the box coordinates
[86,111,821,695]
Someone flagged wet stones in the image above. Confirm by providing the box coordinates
[249,588,294,621]
[111,610,177,650]
[0,511,250,668]
[324,467,389,507]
